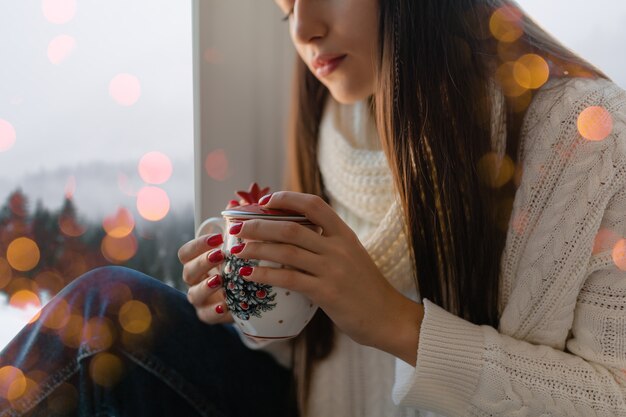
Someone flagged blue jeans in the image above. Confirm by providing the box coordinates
[0,266,298,417]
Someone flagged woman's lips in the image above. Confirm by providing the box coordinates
[313,55,347,77]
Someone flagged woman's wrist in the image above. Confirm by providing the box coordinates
[372,289,423,366]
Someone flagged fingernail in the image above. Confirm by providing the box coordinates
[259,193,272,205]
[229,222,243,235]
[228,199,239,207]
[208,249,224,263]
[207,274,221,289]
[230,243,245,255]
[206,233,223,247]
[215,305,225,314]
[239,266,253,277]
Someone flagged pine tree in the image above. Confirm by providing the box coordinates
[223,252,276,320]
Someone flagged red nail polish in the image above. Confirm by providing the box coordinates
[229,222,243,235]
[207,274,221,289]
[239,266,253,277]
[215,305,225,314]
[258,193,272,205]
[206,233,223,247]
[230,243,245,255]
[208,249,224,263]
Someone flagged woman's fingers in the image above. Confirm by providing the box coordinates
[178,232,224,264]
[187,275,233,324]
[181,248,226,286]
[234,240,322,276]
[232,219,326,255]
[261,192,352,238]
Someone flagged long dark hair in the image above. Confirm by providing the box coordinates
[282,0,610,414]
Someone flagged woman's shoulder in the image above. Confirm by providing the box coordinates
[521,76,626,160]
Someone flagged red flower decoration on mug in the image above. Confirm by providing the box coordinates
[235,182,271,205]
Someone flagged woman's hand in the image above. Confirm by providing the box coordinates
[230,191,423,364]
[177,201,239,325]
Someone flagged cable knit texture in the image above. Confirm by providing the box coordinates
[235,76,626,417]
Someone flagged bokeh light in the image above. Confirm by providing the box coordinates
[204,47,224,64]
[0,119,17,152]
[612,239,626,271]
[34,270,64,294]
[0,258,12,290]
[205,149,230,181]
[84,317,115,350]
[109,73,141,106]
[59,214,86,237]
[138,151,173,184]
[9,290,42,310]
[118,300,152,334]
[592,227,620,255]
[102,207,135,238]
[577,106,613,141]
[89,352,124,388]
[513,54,550,90]
[7,238,40,272]
[42,299,71,330]
[0,366,26,401]
[47,34,76,65]
[59,313,84,348]
[136,186,170,221]
[496,62,527,98]
[477,152,515,188]
[42,0,76,24]
[101,234,138,264]
[489,5,523,43]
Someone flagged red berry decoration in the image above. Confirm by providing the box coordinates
[239,302,249,310]
[235,182,271,205]
[256,289,266,299]
[228,282,235,290]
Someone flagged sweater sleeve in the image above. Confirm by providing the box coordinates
[392,78,626,416]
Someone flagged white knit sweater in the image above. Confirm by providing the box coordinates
[237,76,626,416]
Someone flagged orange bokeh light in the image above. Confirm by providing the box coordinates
[138,151,173,185]
[47,34,76,65]
[101,234,138,264]
[136,186,170,221]
[109,73,141,106]
[9,290,41,310]
[577,106,613,142]
[0,258,12,290]
[496,62,528,98]
[7,238,40,272]
[84,317,115,350]
[58,215,86,237]
[42,0,76,24]
[59,314,84,348]
[0,119,16,152]
[592,228,620,255]
[489,6,523,43]
[477,152,515,188]
[0,366,26,401]
[205,149,230,181]
[102,207,135,238]
[118,300,152,334]
[514,54,550,90]
[42,299,71,330]
[612,239,626,271]
[89,352,124,388]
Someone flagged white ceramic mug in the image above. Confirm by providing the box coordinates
[196,208,320,341]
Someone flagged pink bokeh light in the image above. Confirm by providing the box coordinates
[205,149,230,181]
[42,0,77,24]
[138,152,173,185]
[0,119,17,152]
[109,74,142,107]
[136,186,170,222]
[47,35,76,65]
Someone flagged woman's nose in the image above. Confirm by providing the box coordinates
[291,2,327,45]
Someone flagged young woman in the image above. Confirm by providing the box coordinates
[2,0,625,416]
